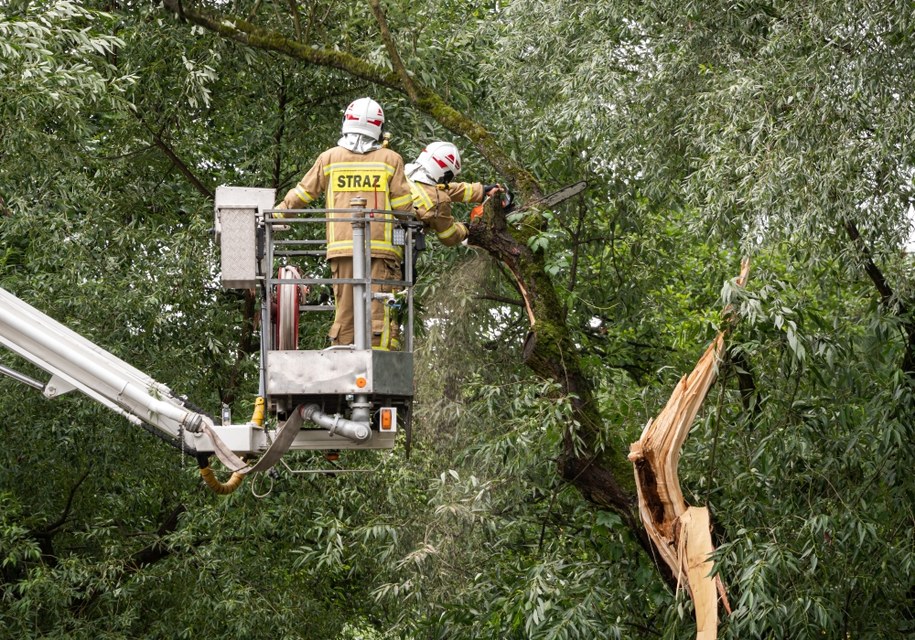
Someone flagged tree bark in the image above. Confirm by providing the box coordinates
[367,0,419,103]
[843,220,915,377]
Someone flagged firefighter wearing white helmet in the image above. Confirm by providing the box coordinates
[340,96,385,145]
[406,141,502,247]
[276,97,413,349]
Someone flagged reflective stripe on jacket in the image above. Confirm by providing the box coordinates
[409,180,484,247]
[278,146,413,259]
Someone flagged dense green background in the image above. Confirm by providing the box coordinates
[1,1,913,638]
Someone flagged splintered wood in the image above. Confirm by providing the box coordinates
[628,260,749,639]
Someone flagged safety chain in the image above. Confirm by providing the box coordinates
[178,423,186,467]
[250,419,277,498]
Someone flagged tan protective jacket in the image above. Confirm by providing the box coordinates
[278,146,414,260]
[410,180,485,246]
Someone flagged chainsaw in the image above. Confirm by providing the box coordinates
[471,181,587,221]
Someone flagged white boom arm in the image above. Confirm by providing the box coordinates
[0,284,396,462]
[0,286,210,449]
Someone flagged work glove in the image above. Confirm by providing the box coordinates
[272,208,291,231]
[472,185,498,221]
[501,188,515,213]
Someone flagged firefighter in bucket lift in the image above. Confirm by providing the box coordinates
[275,97,414,350]
[406,141,505,247]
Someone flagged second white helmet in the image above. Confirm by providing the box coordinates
[417,141,462,184]
[341,97,385,139]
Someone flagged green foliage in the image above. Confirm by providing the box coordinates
[1,0,914,638]
[0,1,135,212]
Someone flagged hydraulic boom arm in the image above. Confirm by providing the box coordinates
[0,286,211,453]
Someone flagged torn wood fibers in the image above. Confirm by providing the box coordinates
[628,259,749,639]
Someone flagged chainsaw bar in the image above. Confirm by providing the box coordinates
[513,180,587,213]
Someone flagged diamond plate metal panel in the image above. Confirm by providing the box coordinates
[219,208,257,288]
[214,186,276,289]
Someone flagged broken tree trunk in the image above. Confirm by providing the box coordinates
[628,259,749,638]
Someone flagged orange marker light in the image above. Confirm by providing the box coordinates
[380,408,393,430]
[355,376,367,389]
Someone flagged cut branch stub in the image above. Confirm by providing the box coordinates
[468,196,533,326]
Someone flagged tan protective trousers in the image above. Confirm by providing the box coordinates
[329,257,401,349]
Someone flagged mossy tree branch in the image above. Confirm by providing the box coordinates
[469,200,639,509]
[161,0,540,197]
[367,0,418,103]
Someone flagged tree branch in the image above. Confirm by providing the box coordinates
[567,199,586,296]
[135,111,214,200]
[221,288,258,406]
[285,0,302,41]
[475,293,523,307]
[844,220,899,309]
[843,220,915,375]
[126,503,186,571]
[272,73,288,191]
[727,346,759,415]
[367,0,419,103]
[29,465,93,564]
[161,0,540,196]
[39,465,92,536]
[469,198,638,511]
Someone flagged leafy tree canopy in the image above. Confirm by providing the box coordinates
[1,1,913,638]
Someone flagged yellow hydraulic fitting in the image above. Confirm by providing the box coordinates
[250,396,265,428]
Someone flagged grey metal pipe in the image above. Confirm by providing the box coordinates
[0,363,44,390]
[349,198,369,351]
[348,198,372,419]
[300,404,371,443]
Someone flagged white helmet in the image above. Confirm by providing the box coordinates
[416,141,462,184]
[341,97,385,140]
